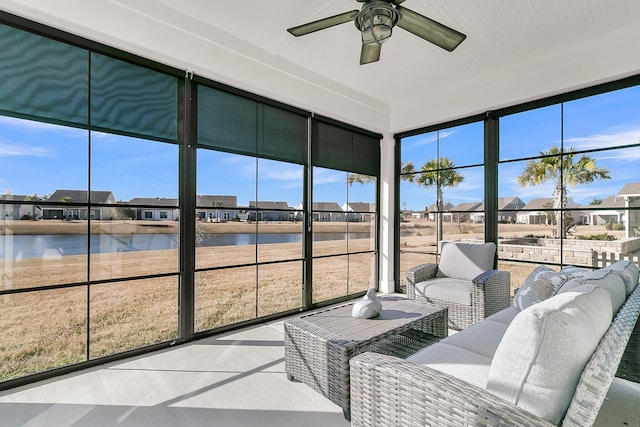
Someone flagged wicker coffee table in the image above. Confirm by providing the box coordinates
[284,296,447,420]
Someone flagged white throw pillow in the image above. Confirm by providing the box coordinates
[560,265,592,278]
[437,242,496,281]
[558,268,626,314]
[487,285,612,425]
[513,265,568,310]
[603,260,639,296]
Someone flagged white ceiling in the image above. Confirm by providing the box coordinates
[1,0,640,134]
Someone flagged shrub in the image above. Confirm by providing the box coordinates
[575,233,616,241]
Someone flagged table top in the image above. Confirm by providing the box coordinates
[298,296,444,341]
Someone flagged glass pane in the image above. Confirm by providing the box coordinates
[90,219,179,281]
[257,158,302,210]
[400,132,438,177]
[257,262,302,317]
[438,122,483,166]
[348,218,375,253]
[0,211,88,289]
[313,167,348,256]
[91,133,179,201]
[564,85,640,152]
[312,255,348,303]
[0,116,88,195]
[0,287,87,381]
[348,252,375,294]
[195,266,257,332]
[196,150,258,268]
[500,104,561,161]
[89,277,179,358]
[257,220,303,263]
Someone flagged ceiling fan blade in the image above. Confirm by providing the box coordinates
[360,43,381,65]
[287,10,359,37]
[389,0,407,5]
[396,6,466,52]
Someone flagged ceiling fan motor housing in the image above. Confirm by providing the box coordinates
[355,0,399,45]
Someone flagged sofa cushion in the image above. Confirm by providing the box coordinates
[437,242,496,281]
[440,319,509,359]
[407,342,492,389]
[486,285,612,425]
[603,260,639,296]
[558,268,626,314]
[414,277,473,306]
[513,265,568,310]
[486,306,520,325]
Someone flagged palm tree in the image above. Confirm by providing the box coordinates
[414,157,464,242]
[517,146,610,238]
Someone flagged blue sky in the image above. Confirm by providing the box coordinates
[1,85,638,211]
[0,115,375,208]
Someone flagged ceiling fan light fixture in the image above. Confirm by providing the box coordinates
[355,1,399,45]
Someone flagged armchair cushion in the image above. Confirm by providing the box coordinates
[437,242,496,281]
[413,277,473,306]
[487,284,612,425]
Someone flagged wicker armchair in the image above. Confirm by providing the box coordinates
[406,241,510,330]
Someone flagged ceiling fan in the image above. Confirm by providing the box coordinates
[287,0,466,65]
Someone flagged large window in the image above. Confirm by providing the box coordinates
[0,24,180,384]
[398,122,484,289]
[498,86,640,289]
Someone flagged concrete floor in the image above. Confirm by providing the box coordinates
[0,314,638,427]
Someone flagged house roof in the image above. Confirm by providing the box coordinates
[129,197,178,206]
[196,195,238,207]
[312,202,343,212]
[344,202,375,212]
[249,201,291,210]
[4,2,638,134]
[618,183,640,196]
[450,202,483,212]
[48,190,114,204]
[596,195,625,209]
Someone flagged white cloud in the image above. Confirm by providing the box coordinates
[402,130,455,151]
[565,128,640,152]
[0,142,48,158]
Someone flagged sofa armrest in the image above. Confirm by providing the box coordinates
[406,263,438,299]
[350,352,555,427]
[472,269,511,320]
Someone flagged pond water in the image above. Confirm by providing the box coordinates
[0,232,371,260]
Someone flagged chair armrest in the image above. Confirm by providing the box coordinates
[405,263,438,299]
[471,269,511,320]
[350,352,554,427]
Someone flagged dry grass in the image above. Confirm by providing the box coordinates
[0,220,375,381]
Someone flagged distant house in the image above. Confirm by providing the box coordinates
[0,194,40,220]
[517,197,582,225]
[129,197,179,221]
[589,195,625,226]
[426,201,454,222]
[448,202,483,223]
[196,195,238,222]
[618,183,640,238]
[343,202,375,222]
[249,201,293,222]
[309,202,345,222]
[463,197,525,224]
[44,189,116,220]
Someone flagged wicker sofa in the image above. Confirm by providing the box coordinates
[406,241,511,330]
[351,260,640,426]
